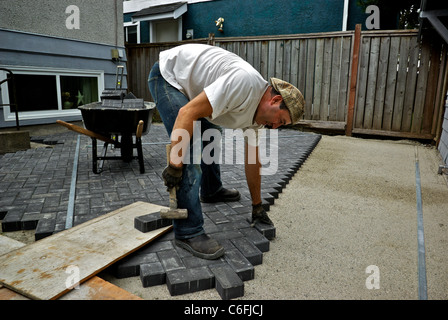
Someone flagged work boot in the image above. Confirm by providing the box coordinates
[200,188,241,203]
[175,234,225,260]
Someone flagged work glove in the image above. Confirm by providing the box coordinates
[251,203,274,226]
[162,164,183,189]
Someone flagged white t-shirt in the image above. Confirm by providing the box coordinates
[159,44,269,130]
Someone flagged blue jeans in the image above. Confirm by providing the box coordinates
[148,62,223,239]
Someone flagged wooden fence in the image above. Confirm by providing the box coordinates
[126,27,448,141]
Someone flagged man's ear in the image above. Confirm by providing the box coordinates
[270,94,283,105]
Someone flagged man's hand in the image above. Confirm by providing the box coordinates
[162,164,183,189]
[251,203,274,226]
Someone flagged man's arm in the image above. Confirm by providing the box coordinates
[244,142,261,205]
[245,141,274,225]
[169,91,213,167]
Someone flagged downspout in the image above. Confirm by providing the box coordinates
[342,0,349,31]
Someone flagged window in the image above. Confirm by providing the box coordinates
[60,76,99,110]
[0,66,103,121]
[124,21,140,44]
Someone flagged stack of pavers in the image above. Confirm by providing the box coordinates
[0,123,321,299]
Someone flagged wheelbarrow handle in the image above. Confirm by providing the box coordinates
[136,120,144,138]
[56,120,116,145]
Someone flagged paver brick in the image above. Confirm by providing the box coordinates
[210,263,244,300]
[157,249,185,272]
[223,248,254,281]
[231,237,263,266]
[166,266,215,296]
[140,261,166,287]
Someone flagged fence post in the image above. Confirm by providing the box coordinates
[345,24,361,136]
[207,33,215,46]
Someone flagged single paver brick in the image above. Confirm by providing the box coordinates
[210,264,244,300]
[224,248,254,281]
[166,266,215,296]
[140,261,166,287]
[114,252,159,278]
[157,249,185,272]
[240,227,270,252]
[231,237,263,266]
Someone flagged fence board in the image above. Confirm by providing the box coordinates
[382,36,400,131]
[412,41,431,133]
[391,36,410,131]
[338,36,352,122]
[329,37,342,121]
[372,37,389,130]
[355,36,371,128]
[304,38,316,120]
[401,37,420,132]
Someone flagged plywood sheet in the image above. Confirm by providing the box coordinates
[0,201,171,300]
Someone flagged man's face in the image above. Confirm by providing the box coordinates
[256,95,292,129]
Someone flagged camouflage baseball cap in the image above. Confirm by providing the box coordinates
[270,77,305,124]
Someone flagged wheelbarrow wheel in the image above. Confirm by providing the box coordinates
[120,134,133,162]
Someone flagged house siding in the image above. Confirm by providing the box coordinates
[0,0,124,46]
[0,0,127,128]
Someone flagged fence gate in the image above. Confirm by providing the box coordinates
[351,30,446,140]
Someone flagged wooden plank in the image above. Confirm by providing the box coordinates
[304,38,316,120]
[412,40,431,133]
[297,120,345,131]
[355,36,371,128]
[268,41,276,80]
[313,38,324,120]
[297,39,307,94]
[0,201,172,300]
[260,41,269,80]
[329,37,342,121]
[275,40,284,79]
[282,40,291,83]
[352,128,434,140]
[59,276,142,300]
[372,36,390,130]
[422,41,442,134]
[391,37,410,131]
[253,41,261,73]
[345,24,364,132]
[0,235,142,300]
[401,36,420,132]
[347,24,362,134]
[0,235,25,256]
[290,39,300,87]
[382,36,400,131]
[338,36,352,122]
[321,38,333,120]
[363,36,380,129]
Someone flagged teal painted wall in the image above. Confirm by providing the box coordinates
[184,0,347,39]
[125,0,368,43]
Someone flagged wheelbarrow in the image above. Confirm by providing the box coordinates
[57,97,155,174]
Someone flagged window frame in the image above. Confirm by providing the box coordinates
[0,65,104,122]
